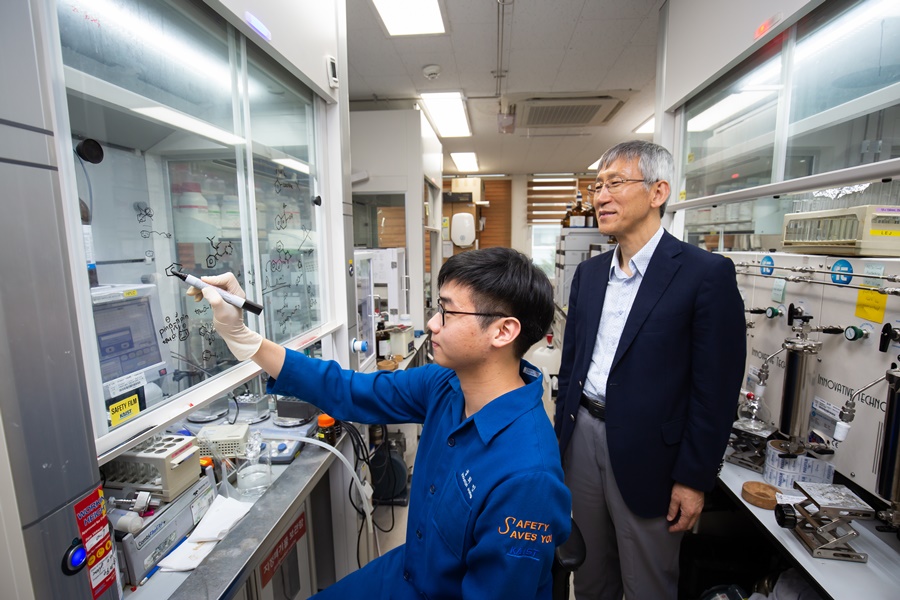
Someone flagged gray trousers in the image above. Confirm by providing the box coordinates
[564,405,683,600]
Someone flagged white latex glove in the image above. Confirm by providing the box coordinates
[187,273,262,361]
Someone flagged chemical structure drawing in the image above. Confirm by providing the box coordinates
[266,241,292,273]
[205,236,234,269]
[159,312,190,344]
[136,205,154,223]
[141,229,172,238]
[198,323,216,346]
[274,203,294,230]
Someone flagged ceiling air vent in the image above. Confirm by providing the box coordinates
[517,96,623,128]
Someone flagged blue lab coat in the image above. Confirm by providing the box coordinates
[268,349,571,599]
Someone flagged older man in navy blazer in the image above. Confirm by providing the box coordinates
[555,140,746,599]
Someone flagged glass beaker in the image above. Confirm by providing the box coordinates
[235,430,272,498]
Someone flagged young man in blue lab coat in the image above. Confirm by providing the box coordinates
[555,140,745,599]
[189,247,571,599]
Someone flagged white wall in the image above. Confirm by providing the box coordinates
[205,0,340,103]
[662,0,823,110]
[421,111,442,192]
[510,175,530,255]
[350,111,415,194]
[349,110,441,330]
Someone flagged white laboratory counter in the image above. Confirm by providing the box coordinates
[717,462,900,599]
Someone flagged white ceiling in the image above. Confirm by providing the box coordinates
[346,0,665,176]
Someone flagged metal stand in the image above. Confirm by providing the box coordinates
[726,422,775,473]
[784,482,875,563]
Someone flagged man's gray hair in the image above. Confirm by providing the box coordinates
[596,140,674,217]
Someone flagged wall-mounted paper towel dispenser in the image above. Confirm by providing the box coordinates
[451,213,475,247]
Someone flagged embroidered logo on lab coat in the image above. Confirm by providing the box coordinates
[497,517,553,543]
[460,469,476,499]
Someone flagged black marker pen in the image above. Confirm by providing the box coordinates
[172,271,264,315]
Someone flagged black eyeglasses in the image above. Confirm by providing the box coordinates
[436,301,508,326]
[589,178,647,196]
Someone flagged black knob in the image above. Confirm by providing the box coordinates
[787,303,813,326]
[775,503,797,529]
[880,323,898,353]
[821,326,844,335]
[312,195,322,206]
[747,308,766,314]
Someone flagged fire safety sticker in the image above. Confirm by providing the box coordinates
[73,486,119,599]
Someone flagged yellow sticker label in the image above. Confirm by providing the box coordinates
[869,229,900,237]
[855,289,887,323]
[679,190,687,201]
[109,394,140,426]
[123,289,138,297]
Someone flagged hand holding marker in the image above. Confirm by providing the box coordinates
[172,271,263,315]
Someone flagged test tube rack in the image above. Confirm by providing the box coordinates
[101,434,200,501]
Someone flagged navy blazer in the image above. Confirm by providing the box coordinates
[554,231,746,518]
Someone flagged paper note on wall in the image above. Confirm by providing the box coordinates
[855,288,887,323]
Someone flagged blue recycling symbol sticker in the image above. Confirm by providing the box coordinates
[760,255,774,276]
[831,259,853,285]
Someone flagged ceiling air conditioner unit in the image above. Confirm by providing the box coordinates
[517,96,623,128]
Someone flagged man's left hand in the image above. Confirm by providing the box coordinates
[667,483,704,532]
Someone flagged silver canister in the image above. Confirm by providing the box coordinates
[779,336,823,454]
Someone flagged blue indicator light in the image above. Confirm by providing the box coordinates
[245,12,272,41]
[70,546,87,568]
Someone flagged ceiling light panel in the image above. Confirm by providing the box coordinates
[372,0,445,36]
[420,92,471,137]
[451,152,478,172]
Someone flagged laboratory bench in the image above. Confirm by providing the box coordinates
[125,431,346,600]
[125,337,430,600]
[714,462,900,600]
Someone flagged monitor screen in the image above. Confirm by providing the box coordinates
[93,292,166,386]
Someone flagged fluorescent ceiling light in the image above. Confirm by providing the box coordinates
[533,178,576,183]
[533,186,574,190]
[534,173,574,177]
[795,0,897,64]
[372,0,445,36]
[478,173,507,178]
[273,157,310,174]
[420,92,471,137]
[131,107,245,145]
[451,152,478,172]
[687,91,774,132]
[588,159,601,171]
[635,117,655,134]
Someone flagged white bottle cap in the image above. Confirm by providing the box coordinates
[833,420,851,442]
[109,509,143,534]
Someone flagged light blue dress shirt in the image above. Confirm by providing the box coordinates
[583,226,664,404]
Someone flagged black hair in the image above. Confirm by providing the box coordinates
[437,247,553,358]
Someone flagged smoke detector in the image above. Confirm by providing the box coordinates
[422,64,442,81]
